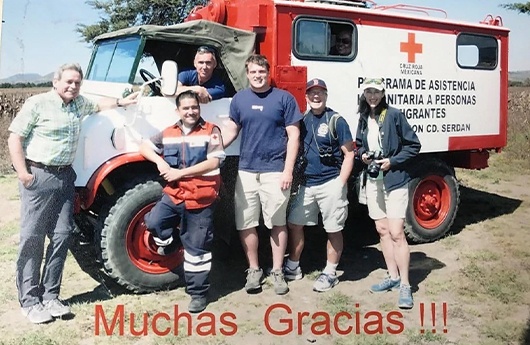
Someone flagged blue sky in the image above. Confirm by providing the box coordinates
[0,0,99,79]
[0,0,529,79]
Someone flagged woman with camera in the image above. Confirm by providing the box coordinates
[355,77,421,309]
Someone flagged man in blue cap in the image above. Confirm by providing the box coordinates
[285,78,355,292]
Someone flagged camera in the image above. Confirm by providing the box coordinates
[319,147,338,166]
[366,150,383,178]
[295,155,307,175]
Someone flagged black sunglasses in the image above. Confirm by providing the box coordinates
[337,38,351,44]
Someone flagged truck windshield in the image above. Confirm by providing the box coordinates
[86,36,142,83]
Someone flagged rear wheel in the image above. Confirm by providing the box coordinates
[70,213,127,293]
[405,158,459,243]
[99,180,184,293]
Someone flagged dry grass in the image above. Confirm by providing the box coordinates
[0,169,529,344]
[506,87,530,163]
[0,88,49,173]
[453,163,530,345]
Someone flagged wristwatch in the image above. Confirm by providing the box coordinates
[116,98,123,107]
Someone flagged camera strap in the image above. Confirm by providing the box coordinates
[376,108,387,155]
[309,111,341,154]
[310,114,323,152]
[378,109,388,126]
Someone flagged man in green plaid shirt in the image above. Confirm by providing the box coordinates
[7,63,138,324]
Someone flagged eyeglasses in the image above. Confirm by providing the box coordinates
[197,46,215,54]
[307,89,326,96]
[337,38,351,44]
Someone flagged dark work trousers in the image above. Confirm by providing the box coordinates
[144,194,215,297]
[16,166,76,308]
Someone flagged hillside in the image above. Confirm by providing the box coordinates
[509,70,530,82]
[0,72,54,84]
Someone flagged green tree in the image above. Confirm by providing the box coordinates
[77,0,208,42]
[501,2,530,14]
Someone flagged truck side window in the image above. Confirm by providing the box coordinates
[295,20,328,56]
[293,18,355,61]
[457,33,498,70]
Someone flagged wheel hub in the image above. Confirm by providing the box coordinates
[413,175,450,229]
[125,204,184,274]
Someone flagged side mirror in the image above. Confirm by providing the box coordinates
[160,60,178,96]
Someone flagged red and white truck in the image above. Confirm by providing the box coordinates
[73,0,509,292]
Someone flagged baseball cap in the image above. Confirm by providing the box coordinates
[362,77,385,91]
[306,78,327,92]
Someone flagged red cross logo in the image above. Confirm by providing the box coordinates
[400,33,423,63]
[211,133,220,145]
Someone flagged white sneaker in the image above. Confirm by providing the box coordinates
[153,236,173,246]
[43,298,71,318]
[21,303,53,324]
[313,273,339,292]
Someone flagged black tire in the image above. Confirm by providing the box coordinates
[213,156,238,245]
[71,213,129,295]
[71,213,101,277]
[99,180,184,293]
[405,158,459,243]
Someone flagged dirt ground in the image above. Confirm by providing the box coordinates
[0,156,529,345]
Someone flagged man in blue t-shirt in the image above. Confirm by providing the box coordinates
[285,78,355,293]
[177,46,226,103]
[223,54,302,296]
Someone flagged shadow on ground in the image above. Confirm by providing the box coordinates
[522,315,530,345]
[67,199,445,305]
[68,238,133,304]
[67,183,519,306]
[207,199,445,301]
[450,185,522,236]
[66,285,116,305]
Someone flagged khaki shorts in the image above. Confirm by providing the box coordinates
[288,177,348,233]
[234,171,290,230]
[366,178,409,220]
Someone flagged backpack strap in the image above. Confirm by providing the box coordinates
[306,109,342,141]
[328,112,341,141]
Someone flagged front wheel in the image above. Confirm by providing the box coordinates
[405,158,459,243]
[99,180,184,293]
